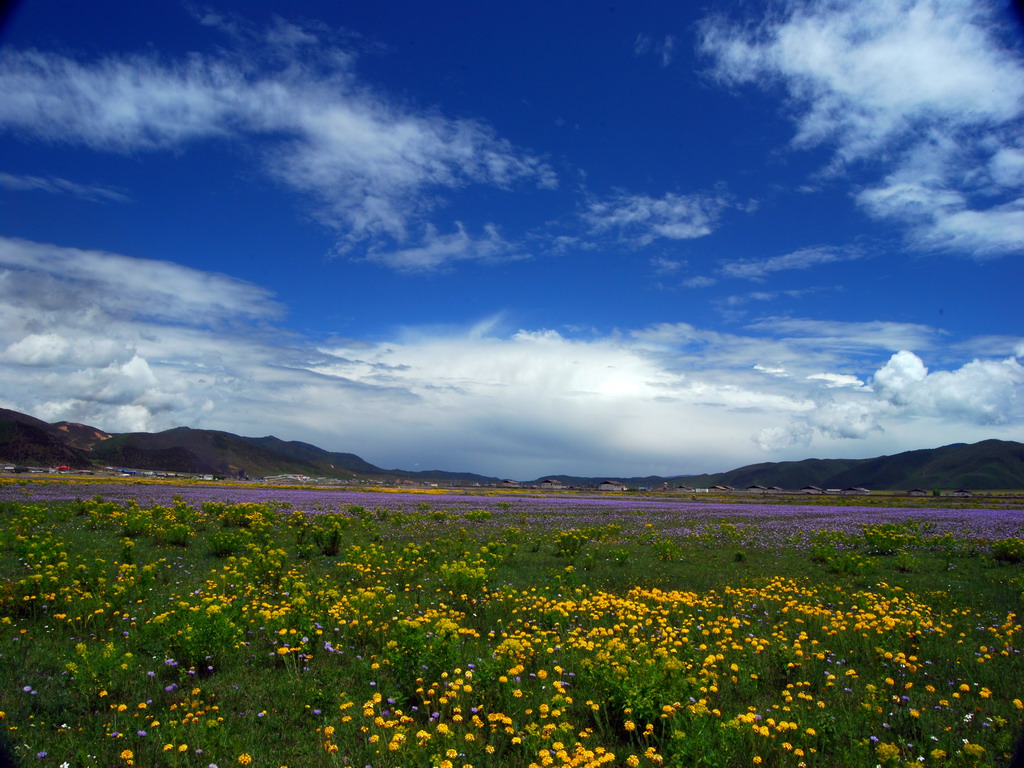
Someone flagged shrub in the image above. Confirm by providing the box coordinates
[310,520,346,556]
[553,529,589,558]
[991,538,1024,564]
[208,529,247,558]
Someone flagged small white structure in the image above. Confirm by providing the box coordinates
[539,478,565,490]
[598,480,626,491]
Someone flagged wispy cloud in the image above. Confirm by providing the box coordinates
[719,245,863,279]
[634,33,677,67]
[701,0,1024,258]
[365,222,524,272]
[584,191,727,246]
[650,256,684,276]
[681,275,717,289]
[714,290,816,323]
[0,237,280,325]
[0,22,555,264]
[0,172,129,202]
[745,317,941,355]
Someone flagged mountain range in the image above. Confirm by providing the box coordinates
[1,407,1022,490]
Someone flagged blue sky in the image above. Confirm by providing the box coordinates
[1,0,1023,479]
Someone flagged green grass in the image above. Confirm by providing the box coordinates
[0,493,1022,768]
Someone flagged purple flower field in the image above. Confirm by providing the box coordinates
[4,479,1023,542]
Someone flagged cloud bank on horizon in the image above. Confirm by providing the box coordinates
[0,0,1021,478]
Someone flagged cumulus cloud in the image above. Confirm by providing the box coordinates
[757,348,1024,453]
[0,23,554,264]
[873,349,1024,424]
[808,400,883,439]
[584,191,727,246]
[701,0,1024,258]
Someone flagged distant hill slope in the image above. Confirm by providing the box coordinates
[0,408,93,468]
[241,435,383,477]
[661,439,1024,491]
[88,427,335,479]
[51,420,112,450]
[1,407,1021,488]
[239,435,502,484]
[0,409,500,483]
[534,441,1024,491]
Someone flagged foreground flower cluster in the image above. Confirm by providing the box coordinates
[0,484,1022,767]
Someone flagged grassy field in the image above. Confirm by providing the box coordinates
[1,481,1022,767]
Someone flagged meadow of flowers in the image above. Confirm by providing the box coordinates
[1,478,1022,767]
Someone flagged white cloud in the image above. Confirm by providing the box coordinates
[755,424,811,451]
[701,0,1024,258]
[720,246,862,279]
[1,237,1021,477]
[584,191,727,246]
[702,0,1022,159]
[0,25,554,261]
[754,363,790,379]
[806,372,865,388]
[807,400,882,439]
[990,148,1024,188]
[3,333,128,368]
[856,139,1024,257]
